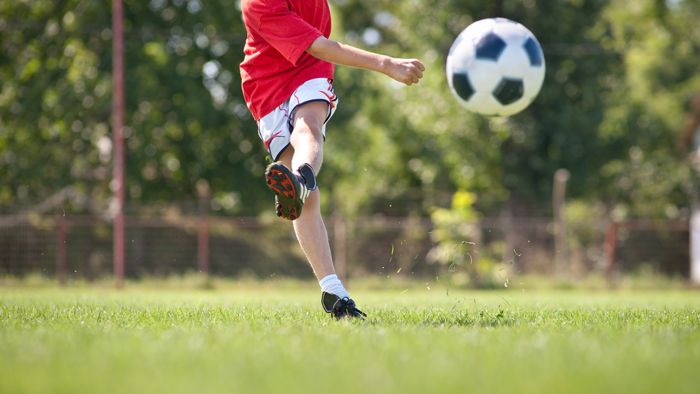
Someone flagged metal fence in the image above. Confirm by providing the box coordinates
[0,212,691,281]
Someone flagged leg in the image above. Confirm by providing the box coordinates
[278,101,335,279]
[289,101,327,173]
[263,94,365,318]
[292,190,336,279]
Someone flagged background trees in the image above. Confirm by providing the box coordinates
[0,0,264,215]
[328,0,699,221]
[1,0,698,221]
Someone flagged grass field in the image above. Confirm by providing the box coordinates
[1,284,700,394]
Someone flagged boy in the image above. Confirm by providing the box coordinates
[239,0,425,318]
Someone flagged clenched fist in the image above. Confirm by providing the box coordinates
[382,58,425,86]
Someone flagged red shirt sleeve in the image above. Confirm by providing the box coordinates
[243,0,324,66]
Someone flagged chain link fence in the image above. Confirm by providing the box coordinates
[0,211,690,282]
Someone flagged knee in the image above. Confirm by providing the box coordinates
[294,121,324,142]
[292,101,328,143]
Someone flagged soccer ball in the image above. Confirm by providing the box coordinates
[446,18,545,117]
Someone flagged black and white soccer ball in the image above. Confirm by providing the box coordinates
[446,18,545,117]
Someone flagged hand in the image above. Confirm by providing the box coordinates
[383,57,425,86]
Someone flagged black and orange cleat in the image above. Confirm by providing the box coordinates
[264,162,315,220]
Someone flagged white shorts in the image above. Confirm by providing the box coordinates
[256,78,339,161]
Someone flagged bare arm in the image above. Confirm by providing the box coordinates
[307,36,425,85]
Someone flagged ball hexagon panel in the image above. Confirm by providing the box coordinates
[496,45,530,79]
[492,19,529,45]
[523,37,543,67]
[451,73,475,101]
[474,32,506,61]
[447,37,475,72]
[492,78,524,105]
[467,59,502,93]
[463,18,497,41]
[523,66,546,101]
[469,91,502,116]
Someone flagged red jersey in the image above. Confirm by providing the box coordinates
[240,0,335,120]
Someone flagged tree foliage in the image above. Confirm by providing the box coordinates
[1,0,698,220]
[0,0,265,214]
[328,0,699,219]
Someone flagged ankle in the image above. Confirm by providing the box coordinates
[319,274,350,299]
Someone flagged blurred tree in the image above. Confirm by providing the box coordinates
[594,0,700,219]
[327,0,616,218]
[327,0,699,220]
[0,0,112,211]
[0,0,266,215]
[0,0,698,222]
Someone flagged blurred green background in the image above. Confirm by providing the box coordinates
[1,0,699,283]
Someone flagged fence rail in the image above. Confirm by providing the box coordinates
[0,214,691,282]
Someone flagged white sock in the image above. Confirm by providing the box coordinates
[319,274,350,299]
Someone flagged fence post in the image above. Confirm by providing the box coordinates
[604,221,619,279]
[553,169,570,276]
[197,180,210,277]
[500,205,516,271]
[56,217,67,285]
[112,0,126,289]
[691,207,700,284]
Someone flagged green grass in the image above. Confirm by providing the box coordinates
[1,285,700,394]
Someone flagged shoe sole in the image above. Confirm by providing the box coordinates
[265,163,303,220]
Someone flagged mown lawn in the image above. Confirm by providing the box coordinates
[1,286,699,394]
